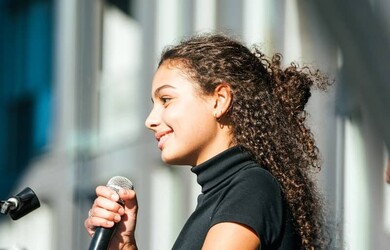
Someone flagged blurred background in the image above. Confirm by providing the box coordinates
[0,0,389,249]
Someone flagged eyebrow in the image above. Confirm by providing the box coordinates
[153,84,176,99]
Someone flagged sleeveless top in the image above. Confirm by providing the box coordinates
[172,146,301,249]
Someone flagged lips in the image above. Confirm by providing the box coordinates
[156,131,173,150]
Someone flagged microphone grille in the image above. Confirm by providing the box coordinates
[107,176,134,193]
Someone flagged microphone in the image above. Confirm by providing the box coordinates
[0,187,40,220]
[88,176,134,250]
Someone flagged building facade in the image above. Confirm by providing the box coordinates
[0,0,389,249]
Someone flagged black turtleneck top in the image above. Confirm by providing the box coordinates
[172,146,300,250]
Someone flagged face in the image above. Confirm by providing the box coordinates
[145,63,223,166]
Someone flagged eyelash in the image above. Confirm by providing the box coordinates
[160,96,171,105]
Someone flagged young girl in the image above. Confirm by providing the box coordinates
[84,33,330,250]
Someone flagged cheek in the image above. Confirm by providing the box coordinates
[161,107,181,126]
[163,102,198,124]
[162,98,214,135]
[184,113,216,141]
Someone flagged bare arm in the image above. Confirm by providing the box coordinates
[202,222,260,250]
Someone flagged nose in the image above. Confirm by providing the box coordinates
[145,106,160,130]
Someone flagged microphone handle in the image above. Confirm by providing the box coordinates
[88,225,117,250]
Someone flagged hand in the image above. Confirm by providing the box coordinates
[84,186,138,250]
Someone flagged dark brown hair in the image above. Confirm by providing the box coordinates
[159,33,331,249]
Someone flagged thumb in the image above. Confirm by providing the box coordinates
[119,189,138,212]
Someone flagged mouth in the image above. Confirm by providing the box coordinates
[156,131,173,149]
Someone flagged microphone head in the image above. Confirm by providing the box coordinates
[107,176,134,193]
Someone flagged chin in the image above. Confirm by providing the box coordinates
[161,153,194,166]
[162,158,186,166]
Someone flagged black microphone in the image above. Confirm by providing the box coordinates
[0,187,40,220]
[88,176,134,250]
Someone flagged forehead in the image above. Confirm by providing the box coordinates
[151,63,199,93]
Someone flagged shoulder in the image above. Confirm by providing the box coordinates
[213,161,284,217]
[230,163,282,198]
[211,163,286,246]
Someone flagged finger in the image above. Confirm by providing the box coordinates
[96,186,120,202]
[84,206,120,238]
[118,190,138,220]
[90,206,122,223]
[118,189,137,204]
[118,189,136,200]
[87,215,115,229]
[84,218,96,236]
[94,196,123,213]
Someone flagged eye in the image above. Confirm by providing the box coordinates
[160,96,171,105]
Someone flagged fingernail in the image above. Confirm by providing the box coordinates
[119,207,125,215]
[107,221,114,227]
[115,214,121,222]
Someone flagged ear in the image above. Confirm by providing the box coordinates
[213,83,232,119]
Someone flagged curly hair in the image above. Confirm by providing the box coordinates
[159,33,331,249]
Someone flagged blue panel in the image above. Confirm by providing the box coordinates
[25,1,53,154]
[0,0,53,198]
[26,1,53,90]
